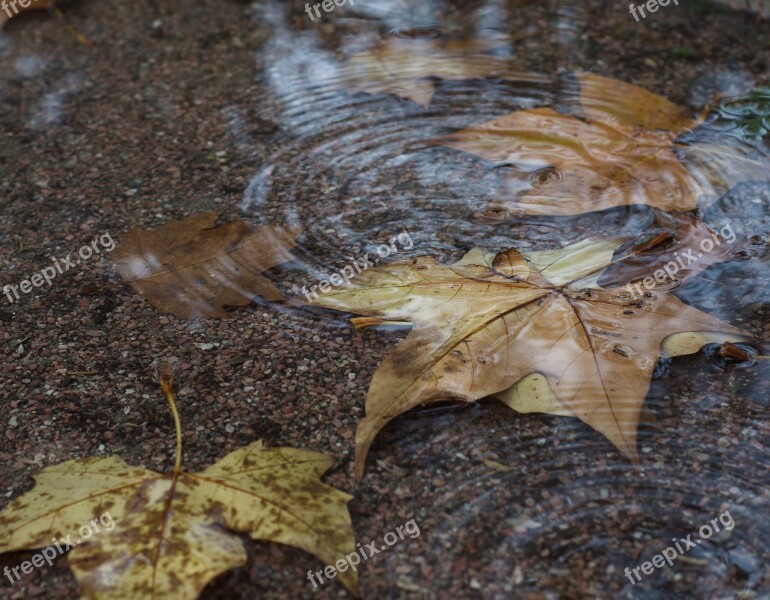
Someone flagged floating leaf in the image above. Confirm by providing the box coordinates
[309,239,750,477]
[436,73,707,215]
[113,212,301,319]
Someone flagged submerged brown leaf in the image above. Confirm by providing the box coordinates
[0,444,357,598]
[340,36,524,106]
[309,239,749,477]
[436,73,707,215]
[113,212,300,319]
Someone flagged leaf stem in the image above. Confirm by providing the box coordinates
[159,365,183,475]
[49,5,93,45]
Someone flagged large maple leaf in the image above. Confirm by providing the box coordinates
[0,374,357,598]
[436,73,708,215]
[309,238,749,477]
[113,212,301,319]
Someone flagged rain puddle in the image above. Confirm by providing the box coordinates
[243,1,770,597]
[1,0,769,599]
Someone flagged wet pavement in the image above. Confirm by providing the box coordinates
[1,1,770,598]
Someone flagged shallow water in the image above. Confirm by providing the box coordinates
[1,0,769,599]
[246,2,770,598]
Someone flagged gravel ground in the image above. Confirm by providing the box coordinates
[1,1,769,599]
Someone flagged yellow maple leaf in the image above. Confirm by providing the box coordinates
[0,370,357,598]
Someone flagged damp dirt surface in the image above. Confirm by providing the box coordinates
[1,1,770,599]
